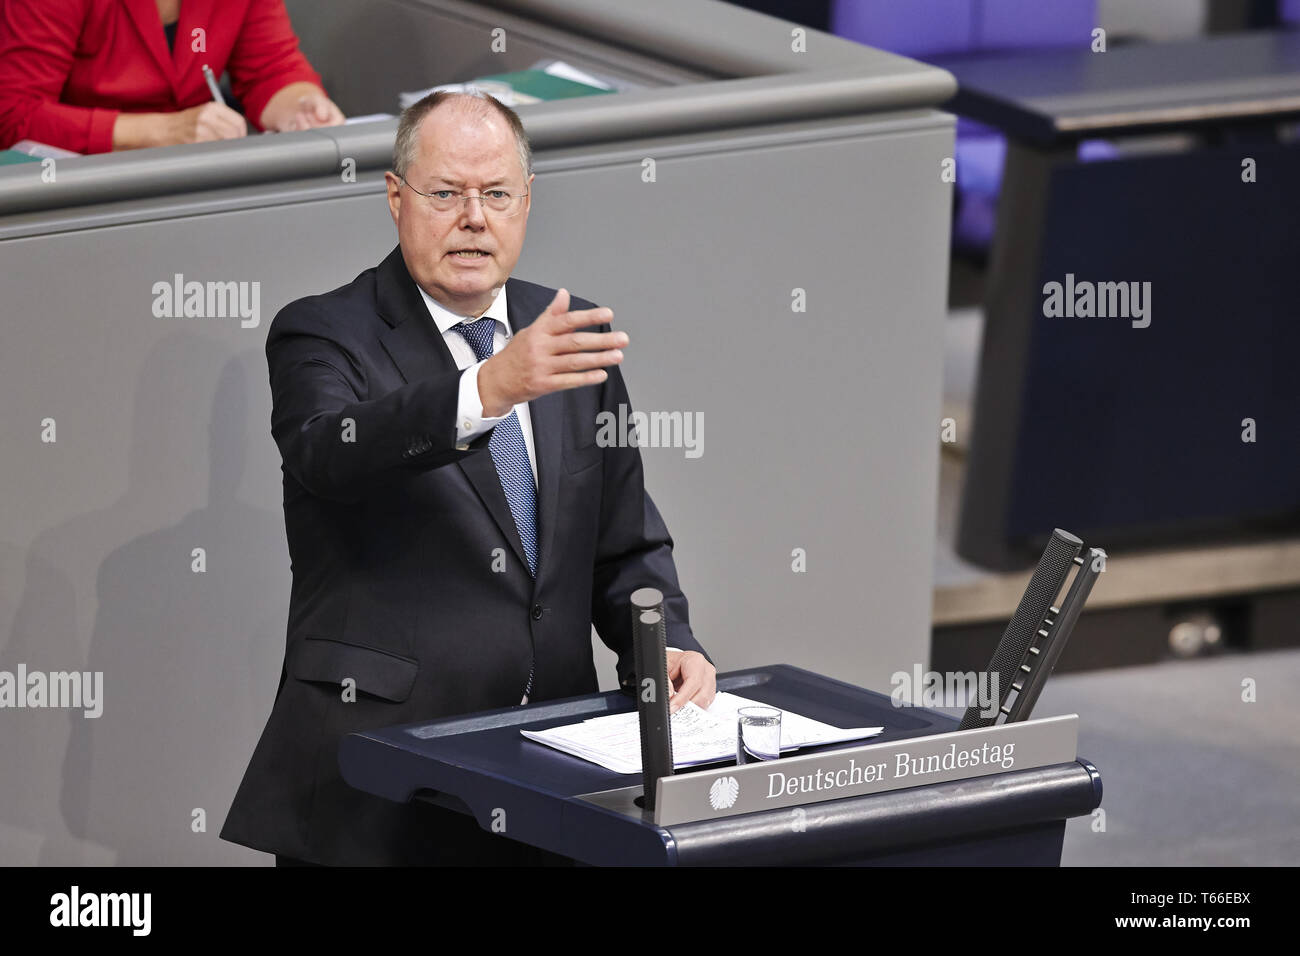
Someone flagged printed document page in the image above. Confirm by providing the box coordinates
[521,692,883,774]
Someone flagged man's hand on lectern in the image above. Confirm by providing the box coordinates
[667,650,716,714]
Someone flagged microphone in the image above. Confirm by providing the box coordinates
[1004,547,1105,723]
[959,529,1100,730]
[631,587,674,810]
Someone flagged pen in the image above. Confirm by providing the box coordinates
[201,64,225,106]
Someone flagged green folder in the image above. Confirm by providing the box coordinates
[0,150,43,165]
[473,69,613,102]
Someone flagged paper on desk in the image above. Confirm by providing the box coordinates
[399,81,534,110]
[398,60,618,111]
[533,59,613,90]
[520,692,883,774]
[10,139,80,158]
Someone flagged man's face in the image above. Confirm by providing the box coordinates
[386,101,533,316]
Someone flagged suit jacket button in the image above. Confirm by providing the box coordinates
[531,604,543,621]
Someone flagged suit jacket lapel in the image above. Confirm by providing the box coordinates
[376,246,457,385]
[375,247,530,574]
[122,0,177,91]
[172,0,217,89]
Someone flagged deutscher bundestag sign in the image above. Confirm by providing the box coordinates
[652,714,1079,826]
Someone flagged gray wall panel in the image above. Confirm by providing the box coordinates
[0,198,396,864]
[517,121,951,695]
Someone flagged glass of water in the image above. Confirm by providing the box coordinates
[737,706,782,764]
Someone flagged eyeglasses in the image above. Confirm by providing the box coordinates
[397,176,529,217]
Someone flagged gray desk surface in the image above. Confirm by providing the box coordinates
[0,0,955,218]
[931,31,1300,143]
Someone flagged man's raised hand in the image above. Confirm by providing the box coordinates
[476,288,627,418]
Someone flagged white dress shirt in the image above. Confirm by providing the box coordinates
[416,284,538,487]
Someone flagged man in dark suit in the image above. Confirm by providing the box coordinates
[220,90,716,866]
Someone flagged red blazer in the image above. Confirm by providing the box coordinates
[0,0,324,153]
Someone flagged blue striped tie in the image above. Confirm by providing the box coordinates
[453,316,539,703]
[452,317,539,579]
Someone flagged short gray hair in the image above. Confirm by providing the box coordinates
[392,89,532,184]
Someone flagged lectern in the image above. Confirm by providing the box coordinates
[338,665,1101,866]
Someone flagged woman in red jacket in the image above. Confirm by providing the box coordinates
[0,0,344,153]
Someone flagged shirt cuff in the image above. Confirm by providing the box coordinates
[455,361,509,449]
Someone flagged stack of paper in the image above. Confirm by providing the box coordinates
[521,692,884,774]
[6,140,80,160]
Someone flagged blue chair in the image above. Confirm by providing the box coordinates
[830,0,1111,252]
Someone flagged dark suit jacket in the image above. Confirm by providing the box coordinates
[219,246,708,865]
